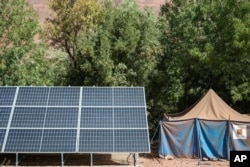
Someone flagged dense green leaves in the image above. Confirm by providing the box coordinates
[45,0,162,86]
[157,0,250,115]
[0,0,66,86]
[0,0,38,85]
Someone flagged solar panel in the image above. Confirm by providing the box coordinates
[114,129,149,152]
[16,87,49,106]
[44,107,78,128]
[79,129,113,152]
[113,87,145,106]
[5,129,43,152]
[48,87,80,106]
[0,86,150,153]
[0,129,6,151]
[41,129,77,152]
[81,107,113,128]
[0,107,11,128]
[11,107,46,128]
[82,87,112,106]
[0,87,16,106]
[114,107,147,128]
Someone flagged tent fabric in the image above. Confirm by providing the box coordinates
[159,119,198,158]
[197,120,228,159]
[164,89,250,122]
[229,122,250,151]
[159,120,250,159]
[159,89,250,159]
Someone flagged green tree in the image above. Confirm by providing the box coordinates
[45,0,162,86]
[0,0,65,85]
[157,0,250,114]
[44,0,101,85]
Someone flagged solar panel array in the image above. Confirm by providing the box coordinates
[0,86,150,153]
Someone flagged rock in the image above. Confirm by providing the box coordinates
[165,155,174,160]
[202,157,209,161]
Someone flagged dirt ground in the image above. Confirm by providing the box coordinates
[0,153,229,167]
[139,155,229,167]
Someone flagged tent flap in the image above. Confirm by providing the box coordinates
[197,120,228,159]
[159,120,198,158]
[159,120,250,159]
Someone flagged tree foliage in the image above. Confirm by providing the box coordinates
[154,0,250,117]
[44,0,101,85]
[0,0,65,86]
[45,0,162,86]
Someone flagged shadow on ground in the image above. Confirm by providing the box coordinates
[0,153,128,166]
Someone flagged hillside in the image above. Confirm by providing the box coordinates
[27,0,166,22]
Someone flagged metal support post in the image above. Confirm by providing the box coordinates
[16,153,18,167]
[90,153,93,167]
[61,153,64,166]
[133,153,138,166]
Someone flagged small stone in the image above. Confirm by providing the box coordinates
[165,155,174,160]
[202,157,208,161]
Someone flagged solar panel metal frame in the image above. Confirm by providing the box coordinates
[0,86,150,154]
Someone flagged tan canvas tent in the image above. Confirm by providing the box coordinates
[164,89,250,122]
[159,89,250,159]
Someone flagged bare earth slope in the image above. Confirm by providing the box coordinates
[27,0,50,23]
[27,0,166,22]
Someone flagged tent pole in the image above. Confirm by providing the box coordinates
[196,119,202,165]
[150,122,161,143]
[227,117,231,160]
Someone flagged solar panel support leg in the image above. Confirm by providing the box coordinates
[90,153,93,166]
[133,153,138,166]
[61,153,64,166]
[16,153,18,167]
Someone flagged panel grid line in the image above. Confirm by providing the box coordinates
[0,86,150,153]
[112,88,115,152]
[76,87,82,152]
[142,87,151,152]
[1,87,19,152]
[39,87,51,152]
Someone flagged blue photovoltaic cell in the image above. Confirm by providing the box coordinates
[0,129,6,151]
[114,88,145,106]
[11,107,46,128]
[0,107,11,128]
[16,87,49,106]
[81,107,113,128]
[114,129,149,152]
[82,87,112,106]
[44,107,78,128]
[0,86,150,153]
[41,129,77,152]
[48,87,80,106]
[114,108,147,128]
[79,129,113,152]
[5,129,43,152]
[0,87,16,106]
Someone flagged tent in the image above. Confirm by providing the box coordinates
[158,89,250,160]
